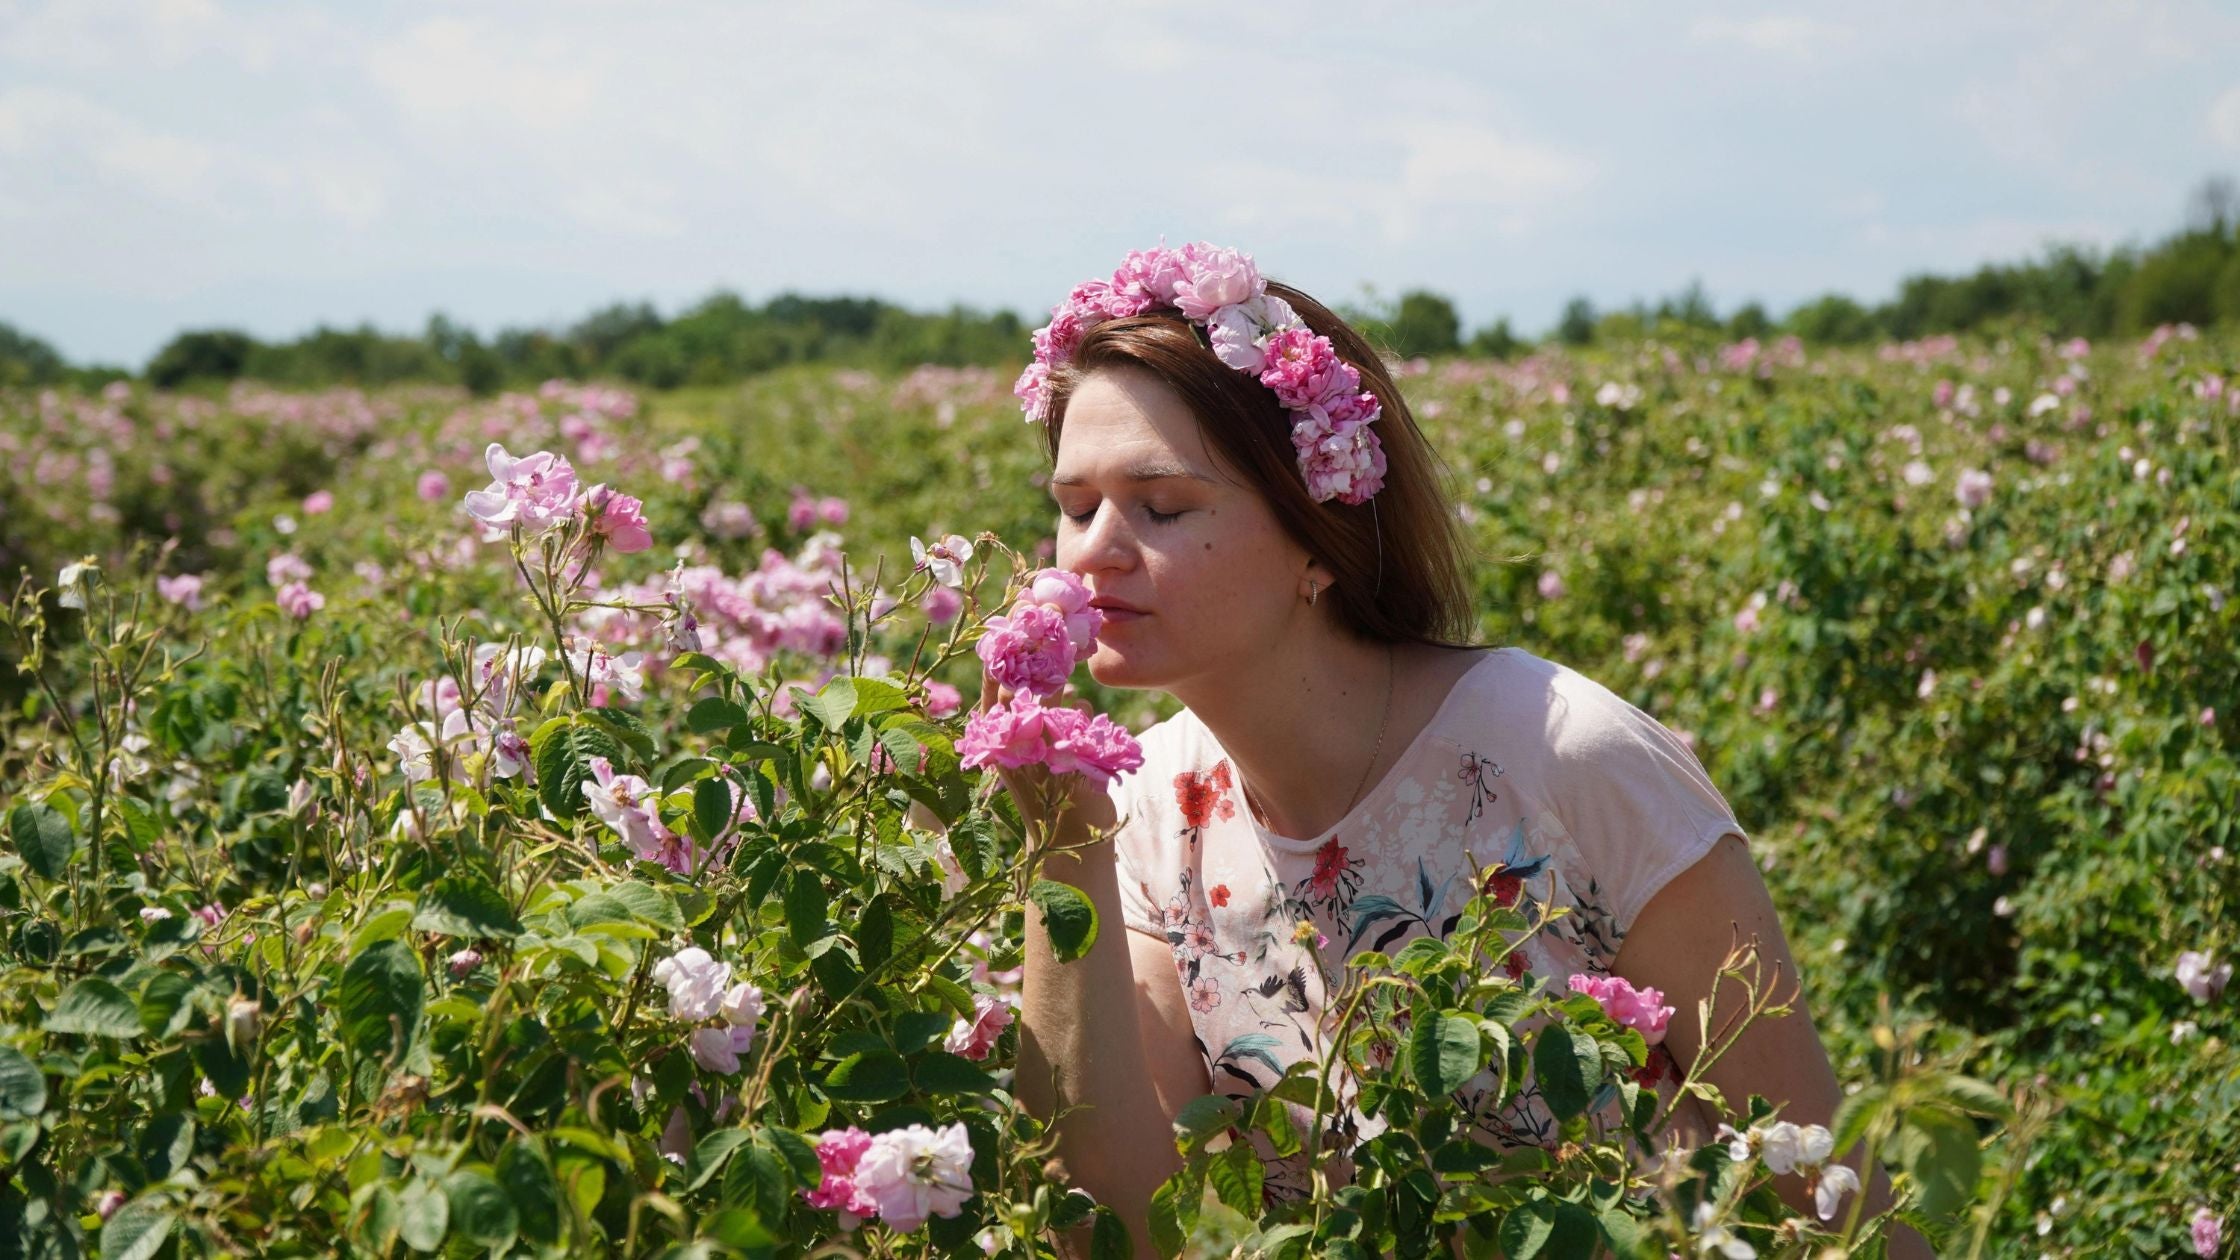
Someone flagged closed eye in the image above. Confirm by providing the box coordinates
[1062,505,1183,525]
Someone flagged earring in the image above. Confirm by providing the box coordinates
[1308,580,1320,607]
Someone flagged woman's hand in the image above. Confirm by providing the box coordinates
[976,666,1118,842]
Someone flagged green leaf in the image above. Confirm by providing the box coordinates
[723,1142,788,1226]
[694,777,733,841]
[496,1139,563,1245]
[44,977,143,1038]
[824,1050,910,1103]
[785,871,831,949]
[10,803,74,880]
[413,874,522,939]
[339,939,426,1069]
[398,1177,450,1252]
[1888,1103,1980,1219]
[688,696,752,734]
[801,678,858,731]
[1089,1206,1131,1260]
[1172,1095,1242,1150]
[531,716,624,821]
[849,676,909,717]
[1829,1082,1890,1158]
[581,707,659,762]
[443,1170,518,1250]
[765,1126,822,1186]
[1531,1025,1600,1121]
[689,1129,756,1192]
[1208,1143,1263,1217]
[913,1051,997,1095]
[577,880,685,932]
[99,1198,174,1260]
[1028,879,1098,963]
[1498,1200,1554,1259]
[0,1044,47,1112]
[1921,1073,2014,1121]
[138,972,195,1038]
[1409,1010,1483,1097]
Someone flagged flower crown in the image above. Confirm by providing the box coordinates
[1013,242,1390,505]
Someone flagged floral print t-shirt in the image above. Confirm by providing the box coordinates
[1103,646,1750,1208]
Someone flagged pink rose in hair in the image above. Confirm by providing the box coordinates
[1031,306,1088,364]
[1112,245,1190,310]
[1259,329,1359,411]
[1206,293,1299,371]
[1173,242,1262,320]
[1012,361,1052,422]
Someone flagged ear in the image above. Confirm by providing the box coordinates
[1300,558,1338,601]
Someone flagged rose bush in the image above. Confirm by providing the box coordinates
[0,326,2229,1254]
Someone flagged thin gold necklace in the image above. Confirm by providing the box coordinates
[1242,644,1395,837]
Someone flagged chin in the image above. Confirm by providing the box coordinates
[1085,645,1160,692]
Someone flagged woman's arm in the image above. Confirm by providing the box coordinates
[1612,834,1934,1260]
[1018,820,1210,1259]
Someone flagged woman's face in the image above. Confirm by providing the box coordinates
[1050,366,1310,691]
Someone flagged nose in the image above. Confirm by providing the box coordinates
[1060,501,1137,578]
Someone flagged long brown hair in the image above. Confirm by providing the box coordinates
[1038,280,1484,648]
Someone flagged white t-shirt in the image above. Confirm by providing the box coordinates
[1104,646,1749,1207]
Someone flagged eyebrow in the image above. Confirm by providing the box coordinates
[1048,462,1217,488]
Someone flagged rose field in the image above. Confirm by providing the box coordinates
[0,326,2233,1258]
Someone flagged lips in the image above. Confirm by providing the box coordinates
[1090,598,1147,617]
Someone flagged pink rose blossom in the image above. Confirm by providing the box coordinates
[817,495,849,525]
[650,946,731,1021]
[1259,328,1361,411]
[976,603,1076,695]
[787,490,818,532]
[276,581,324,620]
[923,679,963,718]
[689,1024,756,1074]
[416,470,451,502]
[853,1122,976,1232]
[922,583,963,625]
[156,573,205,610]
[1172,242,1262,320]
[266,552,313,587]
[944,992,1015,1061]
[958,693,1143,790]
[2195,1207,2221,1258]
[584,484,653,553]
[1568,972,1675,1046]
[301,489,334,515]
[463,444,581,535]
[803,1127,881,1225]
[2176,950,2231,1002]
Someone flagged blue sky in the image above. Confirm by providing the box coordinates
[3,0,2238,368]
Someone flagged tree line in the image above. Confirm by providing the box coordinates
[5,177,2237,393]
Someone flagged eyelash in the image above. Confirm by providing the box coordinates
[1062,505,1183,526]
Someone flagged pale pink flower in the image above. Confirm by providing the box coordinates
[416,471,451,502]
[266,552,313,587]
[156,573,205,610]
[817,496,849,525]
[302,489,334,515]
[787,491,818,532]
[1537,570,1566,600]
[447,948,482,978]
[1205,293,1297,372]
[1568,971,1674,1045]
[1187,975,1221,1013]
[910,533,974,588]
[854,1122,976,1232]
[584,484,653,553]
[2176,950,2231,1002]
[1955,468,1993,510]
[922,583,963,625]
[923,679,963,719]
[463,444,582,535]
[2194,1207,2221,1258]
[651,946,731,1021]
[1172,243,1261,320]
[1987,845,2009,876]
[276,581,324,620]
[944,992,1015,1061]
[689,1024,756,1074]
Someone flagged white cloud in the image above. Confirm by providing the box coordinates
[1688,15,1849,59]
[2210,84,2240,151]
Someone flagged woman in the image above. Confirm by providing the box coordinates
[980,244,1920,1258]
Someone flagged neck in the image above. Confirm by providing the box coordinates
[1166,631,1405,842]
